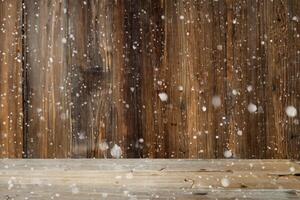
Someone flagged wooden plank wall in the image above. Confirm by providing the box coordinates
[0,0,299,159]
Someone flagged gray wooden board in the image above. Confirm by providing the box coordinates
[0,159,299,199]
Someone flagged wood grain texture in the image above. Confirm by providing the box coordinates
[226,0,268,159]
[0,0,23,158]
[0,159,299,199]
[0,0,299,158]
[264,0,300,159]
[24,0,71,158]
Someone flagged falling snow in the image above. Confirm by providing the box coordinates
[217,45,223,51]
[221,178,230,187]
[158,92,168,102]
[110,144,122,159]
[285,106,297,118]
[247,103,257,113]
[237,130,243,136]
[247,85,253,92]
[212,95,221,108]
[99,141,109,151]
[224,150,233,158]
[62,37,67,44]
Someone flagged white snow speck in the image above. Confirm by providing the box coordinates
[99,141,109,151]
[237,130,243,136]
[8,181,13,190]
[178,85,184,91]
[158,92,168,102]
[138,138,144,143]
[292,16,299,22]
[62,37,67,44]
[285,106,297,118]
[221,178,230,187]
[224,150,232,158]
[49,57,53,63]
[289,166,295,173]
[247,103,257,113]
[69,34,75,40]
[212,95,221,108]
[232,89,238,96]
[247,85,253,92]
[60,112,67,120]
[202,106,207,112]
[217,45,223,51]
[70,184,79,194]
[102,193,108,198]
[78,132,85,140]
[111,144,122,159]
[126,173,133,179]
[179,15,184,20]
[115,175,122,179]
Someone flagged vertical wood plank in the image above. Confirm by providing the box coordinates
[122,0,166,158]
[264,0,300,159]
[67,0,94,158]
[67,0,131,158]
[0,0,23,158]
[264,0,291,159]
[209,0,229,158]
[286,0,300,160]
[154,0,229,158]
[122,0,143,158]
[137,1,165,158]
[24,0,71,158]
[160,0,191,158]
[225,0,267,158]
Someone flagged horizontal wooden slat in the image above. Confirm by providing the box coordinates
[0,159,299,172]
[0,159,299,199]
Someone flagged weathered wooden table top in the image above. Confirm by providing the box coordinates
[0,159,299,200]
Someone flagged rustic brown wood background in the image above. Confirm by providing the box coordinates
[0,0,299,159]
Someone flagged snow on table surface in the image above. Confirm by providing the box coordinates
[0,159,299,199]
